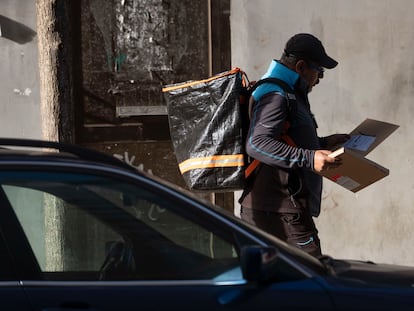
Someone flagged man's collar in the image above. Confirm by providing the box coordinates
[262,60,299,88]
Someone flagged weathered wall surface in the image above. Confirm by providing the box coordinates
[231,0,414,265]
[79,0,210,190]
[0,0,40,138]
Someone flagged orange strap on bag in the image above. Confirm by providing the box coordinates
[280,120,297,147]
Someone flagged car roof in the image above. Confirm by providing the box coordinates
[0,138,135,171]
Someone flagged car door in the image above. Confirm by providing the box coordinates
[0,167,334,311]
[0,206,32,310]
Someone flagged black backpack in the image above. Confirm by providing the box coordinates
[162,68,296,192]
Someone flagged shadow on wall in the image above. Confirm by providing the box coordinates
[0,15,37,44]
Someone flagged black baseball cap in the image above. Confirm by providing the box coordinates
[284,33,338,69]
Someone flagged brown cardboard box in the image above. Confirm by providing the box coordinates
[320,119,399,192]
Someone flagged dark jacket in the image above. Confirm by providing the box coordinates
[240,60,327,217]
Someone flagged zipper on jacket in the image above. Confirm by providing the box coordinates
[290,195,297,208]
[288,171,302,208]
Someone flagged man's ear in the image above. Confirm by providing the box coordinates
[295,59,306,73]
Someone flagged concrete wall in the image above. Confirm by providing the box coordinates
[231,0,414,265]
[0,0,41,139]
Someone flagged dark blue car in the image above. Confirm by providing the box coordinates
[0,138,413,310]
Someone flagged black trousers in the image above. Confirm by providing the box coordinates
[240,207,322,257]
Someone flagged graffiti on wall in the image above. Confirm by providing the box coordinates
[113,150,153,174]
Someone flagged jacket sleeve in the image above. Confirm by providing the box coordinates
[246,93,315,170]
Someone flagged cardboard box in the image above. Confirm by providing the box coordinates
[320,118,399,192]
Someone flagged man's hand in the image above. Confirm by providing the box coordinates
[313,150,341,173]
[323,134,351,149]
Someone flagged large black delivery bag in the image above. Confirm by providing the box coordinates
[162,68,249,192]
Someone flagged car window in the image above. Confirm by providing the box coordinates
[1,171,242,281]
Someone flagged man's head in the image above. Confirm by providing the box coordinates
[280,33,337,92]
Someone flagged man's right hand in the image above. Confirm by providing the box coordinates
[313,150,341,173]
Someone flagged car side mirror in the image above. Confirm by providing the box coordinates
[240,245,279,283]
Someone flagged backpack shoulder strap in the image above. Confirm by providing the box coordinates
[244,77,297,180]
[248,77,297,119]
